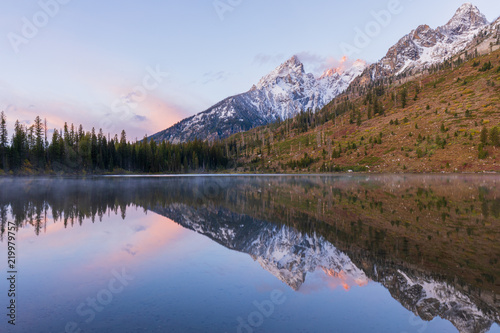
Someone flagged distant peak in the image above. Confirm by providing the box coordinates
[453,2,482,16]
[353,59,367,68]
[444,3,488,30]
[458,2,474,10]
[254,55,305,90]
[319,56,348,79]
[319,58,367,79]
[266,55,305,76]
[319,68,340,79]
[281,55,304,72]
[287,55,301,65]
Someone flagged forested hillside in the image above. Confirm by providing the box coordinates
[226,48,500,173]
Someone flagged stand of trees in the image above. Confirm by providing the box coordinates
[0,112,232,174]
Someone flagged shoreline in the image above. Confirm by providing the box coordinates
[1,171,499,178]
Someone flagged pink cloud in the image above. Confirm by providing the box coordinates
[295,52,357,76]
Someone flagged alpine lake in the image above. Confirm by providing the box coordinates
[1,175,499,333]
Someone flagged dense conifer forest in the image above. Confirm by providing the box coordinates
[0,111,232,174]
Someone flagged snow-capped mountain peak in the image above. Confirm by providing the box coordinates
[251,55,366,120]
[443,3,489,34]
[319,67,340,79]
[359,3,492,81]
[319,56,348,78]
[318,57,367,79]
[318,59,367,94]
[150,55,366,143]
[255,55,306,90]
[281,55,304,72]
[351,59,368,71]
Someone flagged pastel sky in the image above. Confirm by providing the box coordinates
[0,0,499,140]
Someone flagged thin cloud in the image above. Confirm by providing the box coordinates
[201,71,229,85]
[133,115,147,122]
[295,52,354,75]
[252,53,285,66]
[122,244,137,256]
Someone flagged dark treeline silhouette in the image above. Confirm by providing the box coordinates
[0,112,232,174]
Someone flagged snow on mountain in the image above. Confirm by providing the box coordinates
[366,3,490,80]
[149,56,367,143]
[494,16,500,28]
[442,2,489,35]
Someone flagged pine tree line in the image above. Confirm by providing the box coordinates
[0,112,232,174]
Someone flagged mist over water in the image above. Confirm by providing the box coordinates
[0,175,499,333]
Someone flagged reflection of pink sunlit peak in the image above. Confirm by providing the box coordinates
[321,267,369,291]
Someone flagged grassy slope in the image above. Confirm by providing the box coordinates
[229,49,500,173]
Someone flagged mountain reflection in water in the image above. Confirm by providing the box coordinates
[0,175,498,333]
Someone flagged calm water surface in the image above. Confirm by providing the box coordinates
[0,175,499,333]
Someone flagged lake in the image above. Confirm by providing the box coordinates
[0,175,499,333]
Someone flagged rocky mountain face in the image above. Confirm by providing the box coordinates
[361,3,491,82]
[149,57,367,143]
[150,203,499,333]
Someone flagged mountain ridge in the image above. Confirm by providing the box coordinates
[149,56,367,143]
[151,3,496,144]
[227,45,500,174]
[357,2,493,84]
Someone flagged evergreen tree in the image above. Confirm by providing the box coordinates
[490,127,500,147]
[480,127,489,145]
[91,127,98,170]
[34,116,45,167]
[12,121,27,169]
[400,88,408,108]
[49,129,63,163]
[63,122,70,146]
[0,111,7,170]
[118,130,128,170]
